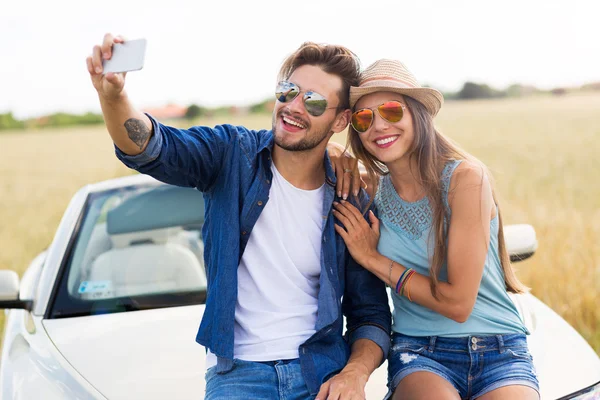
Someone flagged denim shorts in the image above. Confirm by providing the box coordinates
[385,333,540,400]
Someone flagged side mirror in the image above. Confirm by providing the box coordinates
[0,270,32,310]
[504,224,538,262]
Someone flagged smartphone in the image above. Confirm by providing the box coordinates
[102,38,147,74]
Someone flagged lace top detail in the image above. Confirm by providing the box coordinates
[375,175,432,240]
[375,160,462,240]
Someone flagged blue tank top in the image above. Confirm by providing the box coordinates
[375,160,528,337]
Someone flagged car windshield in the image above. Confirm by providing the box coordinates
[49,183,207,318]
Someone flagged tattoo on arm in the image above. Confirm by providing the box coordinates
[124,118,151,150]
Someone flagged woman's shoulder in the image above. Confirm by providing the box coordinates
[446,159,494,214]
[447,159,486,191]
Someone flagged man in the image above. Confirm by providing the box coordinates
[87,33,390,400]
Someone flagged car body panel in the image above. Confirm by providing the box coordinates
[43,305,206,400]
[18,251,46,302]
[2,175,599,399]
[0,313,106,400]
[512,293,600,398]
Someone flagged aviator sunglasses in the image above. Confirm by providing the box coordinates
[275,81,337,117]
[351,101,406,133]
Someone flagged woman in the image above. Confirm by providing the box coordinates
[331,60,540,399]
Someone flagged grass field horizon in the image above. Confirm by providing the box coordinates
[0,92,598,354]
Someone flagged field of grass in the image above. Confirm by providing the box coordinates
[0,93,598,354]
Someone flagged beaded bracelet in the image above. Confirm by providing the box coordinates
[404,270,417,301]
[395,268,412,294]
[400,269,416,297]
[395,268,409,293]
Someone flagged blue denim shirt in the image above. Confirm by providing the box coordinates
[115,115,391,395]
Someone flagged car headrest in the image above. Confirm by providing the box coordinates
[109,227,183,248]
[106,185,205,235]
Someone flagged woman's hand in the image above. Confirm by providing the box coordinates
[327,142,365,199]
[333,200,380,268]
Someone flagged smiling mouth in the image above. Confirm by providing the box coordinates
[375,136,399,146]
[282,115,307,130]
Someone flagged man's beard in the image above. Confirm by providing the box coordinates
[272,111,333,152]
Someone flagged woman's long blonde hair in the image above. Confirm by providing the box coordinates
[348,96,527,296]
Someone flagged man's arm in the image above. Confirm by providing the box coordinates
[317,196,391,399]
[100,92,153,156]
[341,197,391,359]
[88,34,243,191]
[87,33,153,155]
[316,339,383,400]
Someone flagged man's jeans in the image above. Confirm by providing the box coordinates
[205,358,312,400]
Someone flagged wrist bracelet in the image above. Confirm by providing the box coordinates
[400,269,415,297]
[404,270,417,301]
[395,268,410,294]
[388,259,394,287]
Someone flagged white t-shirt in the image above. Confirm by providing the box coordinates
[206,163,325,367]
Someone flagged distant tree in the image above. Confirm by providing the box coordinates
[78,112,104,125]
[457,82,505,100]
[551,88,567,96]
[46,113,76,126]
[212,106,232,116]
[0,111,108,131]
[249,99,275,114]
[0,113,25,130]
[581,82,600,91]
[185,104,205,119]
[441,90,458,100]
[457,82,490,99]
[26,112,105,128]
[506,84,540,97]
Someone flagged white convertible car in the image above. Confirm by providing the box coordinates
[0,175,599,399]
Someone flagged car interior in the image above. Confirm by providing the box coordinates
[69,185,208,301]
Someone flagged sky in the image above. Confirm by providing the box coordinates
[1,0,598,119]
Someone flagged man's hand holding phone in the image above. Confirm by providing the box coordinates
[86,33,146,101]
[86,33,153,156]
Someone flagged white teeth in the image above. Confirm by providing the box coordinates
[283,116,306,129]
[375,136,398,145]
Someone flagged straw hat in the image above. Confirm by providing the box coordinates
[350,59,444,116]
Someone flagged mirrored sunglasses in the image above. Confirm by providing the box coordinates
[351,101,406,133]
[275,81,337,117]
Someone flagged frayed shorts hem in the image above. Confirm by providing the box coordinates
[384,369,540,400]
[472,379,540,399]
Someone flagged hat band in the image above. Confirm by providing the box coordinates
[360,76,417,89]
